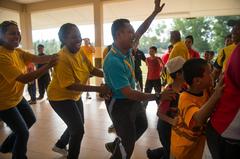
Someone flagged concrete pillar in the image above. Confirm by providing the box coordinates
[19,4,33,51]
[93,0,104,68]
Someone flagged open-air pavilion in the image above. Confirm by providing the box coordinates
[1,0,239,67]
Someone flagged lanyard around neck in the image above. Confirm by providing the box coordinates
[111,48,136,80]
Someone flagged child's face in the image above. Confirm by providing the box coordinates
[204,52,210,61]
[198,64,213,89]
[149,48,156,56]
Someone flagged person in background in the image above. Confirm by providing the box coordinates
[36,44,51,100]
[171,58,224,159]
[47,23,111,159]
[27,62,37,105]
[132,43,146,92]
[81,38,95,99]
[167,30,189,84]
[207,20,240,159]
[103,44,115,133]
[185,35,200,59]
[103,44,112,59]
[0,20,57,159]
[204,50,215,71]
[213,31,239,81]
[162,44,173,65]
[169,30,189,60]
[145,46,163,104]
[224,34,233,47]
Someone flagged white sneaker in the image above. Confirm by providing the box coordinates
[52,145,68,156]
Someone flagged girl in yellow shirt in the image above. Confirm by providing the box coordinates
[47,23,110,159]
[0,21,57,159]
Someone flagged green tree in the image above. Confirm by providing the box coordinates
[173,17,211,54]
[33,39,60,55]
[139,22,171,55]
[210,15,240,52]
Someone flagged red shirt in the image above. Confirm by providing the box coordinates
[189,48,200,58]
[146,56,163,80]
[162,52,170,64]
[210,43,240,140]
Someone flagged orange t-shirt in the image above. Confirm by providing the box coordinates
[171,91,209,159]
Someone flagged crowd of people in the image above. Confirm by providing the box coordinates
[0,0,239,159]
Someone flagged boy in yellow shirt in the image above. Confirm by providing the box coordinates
[171,58,224,159]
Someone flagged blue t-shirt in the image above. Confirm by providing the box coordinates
[103,45,135,99]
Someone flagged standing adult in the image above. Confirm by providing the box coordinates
[27,62,37,104]
[47,23,110,159]
[167,31,189,84]
[0,20,57,159]
[36,44,51,100]
[132,44,146,92]
[103,1,175,158]
[81,38,95,99]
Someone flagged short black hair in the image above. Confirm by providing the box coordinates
[111,19,130,40]
[58,23,77,45]
[170,68,183,80]
[185,35,194,44]
[225,34,232,40]
[209,51,215,56]
[149,46,157,52]
[0,21,18,45]
[227,19,240,27]
[183,58,208,85]
[38,44,44,48]
[168,44,173,49]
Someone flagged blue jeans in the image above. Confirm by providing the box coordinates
[0,98,36,159]
[49,99,84,159]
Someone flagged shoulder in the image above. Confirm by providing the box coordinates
[104,53,123,69]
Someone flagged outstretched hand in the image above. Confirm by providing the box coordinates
[154,0,165,14]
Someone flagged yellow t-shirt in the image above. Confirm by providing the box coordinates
[0,46,34,110]
[215,43,236,72]
[81,45,95,64]
[171,91,209,159]
[47,47,94,101]
[167,41,190,84]
[169,41,190,61]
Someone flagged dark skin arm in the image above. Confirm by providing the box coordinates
[134,0,165,44]
[16,56,58,84]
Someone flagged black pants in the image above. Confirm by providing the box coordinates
[135,71,143,92]
[27,82,36,101]
[157,119,171,159]
[0,98,36,159]
[37,74,50,98]
[144,79,161,105]
[49,99,84,159]
[109,99,148,159]
[206,122,240,159]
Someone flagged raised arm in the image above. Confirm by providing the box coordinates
[134,0,165,43]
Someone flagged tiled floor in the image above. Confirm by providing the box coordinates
[0,93,161,159]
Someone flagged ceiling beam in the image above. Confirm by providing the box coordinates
[0,0,22,11]
[25,0,130,12]
[27,0,92,12]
